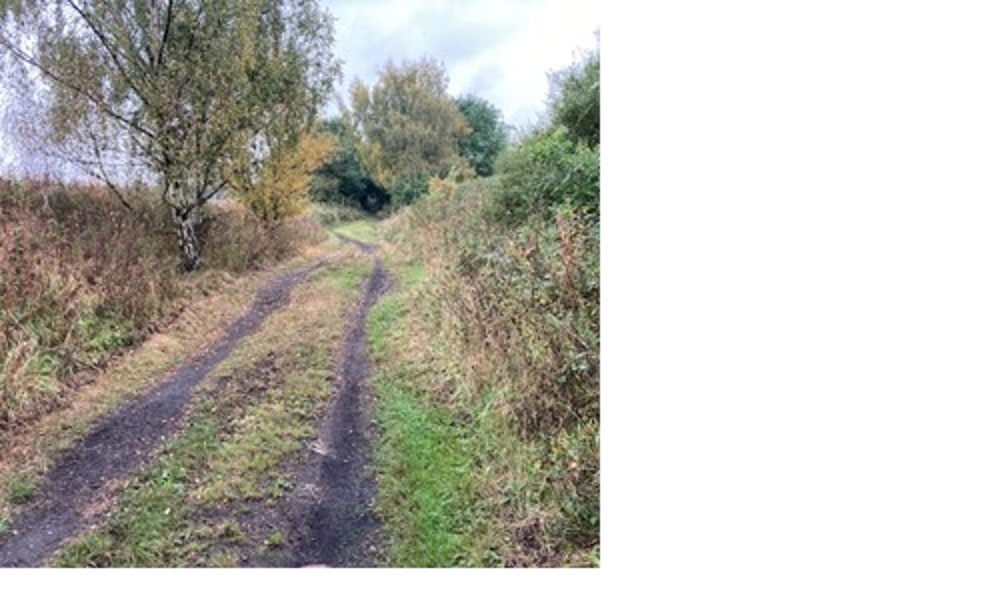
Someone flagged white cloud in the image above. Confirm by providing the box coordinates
[322,0,600,128]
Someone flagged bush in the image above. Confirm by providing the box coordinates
[312,118,390,213]
[550,51,600,148]
[231,133,335,226]
[199,200,325,273]
[456,95,508,177]
[492,128,599,227]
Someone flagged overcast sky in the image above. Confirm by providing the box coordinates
[321,0,600,130]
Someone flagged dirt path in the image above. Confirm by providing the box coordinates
[0,261,328,567]
[266,237,389,567]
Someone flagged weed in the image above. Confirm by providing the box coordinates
[6,475,37,505]
[265,530,285,547]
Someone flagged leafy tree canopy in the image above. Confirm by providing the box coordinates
[455,95,507,177]
[346,57,469,204]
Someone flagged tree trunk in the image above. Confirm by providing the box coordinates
[173,206,202,272]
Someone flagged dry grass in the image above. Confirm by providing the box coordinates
[0,180,180,428]
[0,183,331,534]
[0,179,327,434]
[386,177,600,434]
[201,202,327,273]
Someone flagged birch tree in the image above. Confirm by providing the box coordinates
[0,0,338,270]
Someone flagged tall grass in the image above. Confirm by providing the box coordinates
[0,180,180,428]
[394,177,599,434]
[199,200,326,273]
[380,174,600,565]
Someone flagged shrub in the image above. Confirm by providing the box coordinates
[199,200,324,273]
[492,128,600,227]
[386,177,600,563]
[0,178,325,429]
[231,133,335,227]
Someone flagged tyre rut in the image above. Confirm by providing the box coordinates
[279,236,389,567]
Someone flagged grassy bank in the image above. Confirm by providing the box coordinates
[370,175,599,566]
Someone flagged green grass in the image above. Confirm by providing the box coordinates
[373,375,473,566]
[392,262,426,288]
[368,292,481,567]
[55,346,329,566]
[5,474,37,505]
[56,413,219,567]
[367,243,599,567]
[334,219,380,244]
[265,530,285,547]
[318,260,373,292]
[193,355,326,505]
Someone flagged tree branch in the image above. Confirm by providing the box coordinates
[156,0,174,70]
[64,0,149,105]
[85,126,134,211]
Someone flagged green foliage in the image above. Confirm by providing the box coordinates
[456,95,508,177]
[409,180,600,434]
[492,127,600,226]
[549,49,600,148]
[313,118,389,212]
[389,172,433,207]
[346,58,469,205]
[5,474,37,504]
[366,45,601,567]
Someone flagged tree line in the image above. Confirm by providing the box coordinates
[313,57,507,213]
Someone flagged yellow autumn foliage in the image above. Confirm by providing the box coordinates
[234,133,335,225]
